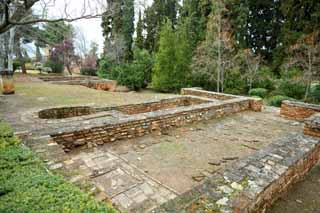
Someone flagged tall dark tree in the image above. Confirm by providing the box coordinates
[228,0,283,61]
[179,0,211,48]
[144,0,178,52]
[135,10,144,49]
[101,0,134,62]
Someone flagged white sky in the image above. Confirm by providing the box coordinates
[34,0,153,55]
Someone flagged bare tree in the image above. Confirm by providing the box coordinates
[0,0,108,34]
[0,0,108,71]
[286,32,320,99]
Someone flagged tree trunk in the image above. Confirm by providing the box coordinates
[8,27,16,71]
[217,0,222,93]
[16,39,27,74]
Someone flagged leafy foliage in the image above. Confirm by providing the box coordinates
[100,48,153,90]
[249,88,268,98]
[267,95,295,107]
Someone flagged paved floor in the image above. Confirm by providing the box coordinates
[25,108,302,212]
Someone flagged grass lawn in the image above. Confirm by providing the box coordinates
[0,120,116,213]
[11,74,176,109]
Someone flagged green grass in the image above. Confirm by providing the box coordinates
[15,81,175,108]
[0,120,116,213]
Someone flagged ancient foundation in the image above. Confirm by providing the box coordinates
[38,76,117,92]
[38,89,262,152]
[281,100,320,121]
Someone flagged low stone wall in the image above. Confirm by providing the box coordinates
[181,88,239,100]
[39,76,118,92]
[182,88,263,112]
[51,98,251,152]
[281,100,320,121]
[39,76,99,82]
[155,133,320,213]
[38,106,96,119]
[117,97,210,115]
[304,113,320,138]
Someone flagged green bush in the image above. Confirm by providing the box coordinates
[0,120,116,212]
[44,60,64,73]
[249,88,268,98]
[267,95,295,107]
[310,84,320,102]
[80,67,97,76]
[278,80,306,100]
[0,121,20,150]
[99,48,153,91]
[252,66,276,90]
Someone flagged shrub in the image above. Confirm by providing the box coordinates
[0,121,20,150]
[99,48,153,90]
[310,84,320,102]
[80,67,97,76]
[278,80,306,100]
[44,59,64,73]
[97,57,114,79]
[267,95,295,107]
[252,66,275,90]
[249,88,268,98]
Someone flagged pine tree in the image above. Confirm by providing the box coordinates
[135,10,144,49]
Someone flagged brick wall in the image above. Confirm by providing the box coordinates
[51,99,251,152]
[117,97,209,115]
[181,88,238,100]
[281,101,320,121]
[38,106,96,119]
[156,133,320,213]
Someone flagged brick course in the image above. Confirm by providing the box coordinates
[281,100,320,121]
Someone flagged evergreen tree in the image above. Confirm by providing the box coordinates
[179,0,211,48]
[152,18,193,92]
[122,0,135,60]
[135,10,144,49]
[152,20,177,92]
[144,0,178,52]
[101,0,134,63]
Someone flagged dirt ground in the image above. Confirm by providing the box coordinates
[269,163,320,213]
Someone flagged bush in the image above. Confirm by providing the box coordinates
[252,66,276,90]
[267,95,295,107]
[97,57,114,79]
[278,80,306,100]
[0,121,20,150]
[80,67,97,76]
[310,84,320,102]
[249,88,268,98]
[44,59,64,73]
[99,48,153,90]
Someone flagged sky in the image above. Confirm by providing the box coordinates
[35,0,153,55]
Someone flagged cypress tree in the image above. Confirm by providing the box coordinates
[144,0,178,52]
[101,0,134,62]
[135,10,144,49]
[152,19,177,92]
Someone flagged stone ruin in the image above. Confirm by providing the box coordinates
[20,88,320,212]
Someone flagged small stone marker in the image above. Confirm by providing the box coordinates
[208,160,221,166]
